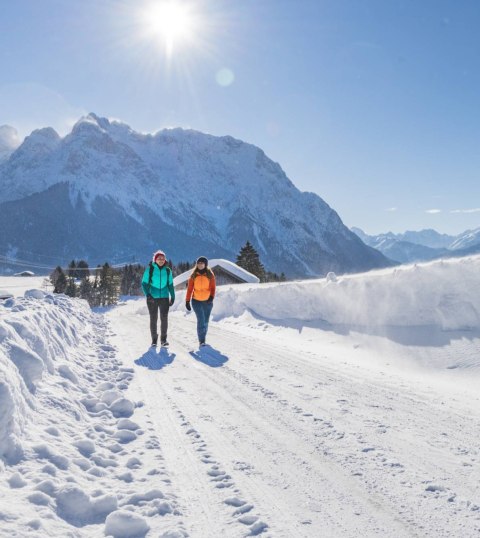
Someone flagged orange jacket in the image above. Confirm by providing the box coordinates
[186,271,216,302]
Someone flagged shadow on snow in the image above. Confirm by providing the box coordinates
[135,347,175,370]
[189,345,228,368]
[246,309,480,348]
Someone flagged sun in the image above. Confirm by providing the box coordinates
[142,1,195,56]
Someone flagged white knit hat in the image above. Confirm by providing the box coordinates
[153,250,166,262]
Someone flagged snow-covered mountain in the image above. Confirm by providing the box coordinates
[449,227,480,250]
[0,113,391,276]
[0,125,21,162]
[352,227,480,263]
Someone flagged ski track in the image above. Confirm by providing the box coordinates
[109,303,480,537]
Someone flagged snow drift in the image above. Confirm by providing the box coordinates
[175,255,480,331]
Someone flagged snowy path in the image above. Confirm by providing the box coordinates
[108,300,480,537]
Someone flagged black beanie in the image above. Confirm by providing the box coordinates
[196,256,208,266]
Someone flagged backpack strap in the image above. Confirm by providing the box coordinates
[148,262,154,286]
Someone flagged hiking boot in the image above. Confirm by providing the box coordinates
[160,340,169,347]
[151,336,158,346]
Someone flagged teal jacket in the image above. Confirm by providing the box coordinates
[142,263,175,300]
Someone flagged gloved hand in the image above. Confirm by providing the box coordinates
[185,301,191,311]
[147,294,153,300]
[206,295,214,303]
[169,298,175,307]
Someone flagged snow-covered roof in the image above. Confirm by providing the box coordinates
[14,270,35,276]
[173,259,260,287]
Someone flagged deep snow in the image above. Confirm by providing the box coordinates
[0,256,479,537]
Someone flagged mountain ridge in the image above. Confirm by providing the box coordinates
[352,226,480,264]
[0,113,392,276]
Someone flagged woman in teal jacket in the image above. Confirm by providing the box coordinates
[141,250,175,347]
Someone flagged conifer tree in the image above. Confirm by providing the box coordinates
[174,261,193,276]
[120,264,144,296]
[79,275,93,303]
[51,266,67,294]
[236,241,266,281]
[65,276,77,298]
[98,263,119,306]
[77,260,90,279]
[67,260,76,278]
[90,268,101,307]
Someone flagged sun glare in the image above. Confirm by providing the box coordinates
[143,1,195,56]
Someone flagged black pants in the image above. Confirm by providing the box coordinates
[147,297,170,342]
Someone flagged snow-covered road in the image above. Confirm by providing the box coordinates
[108,298,480,537]
[1,258,479,537]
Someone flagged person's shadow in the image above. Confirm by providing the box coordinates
[135,347,175,370]
[189,345,228,368]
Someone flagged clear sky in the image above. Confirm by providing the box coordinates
[1,0,479,235]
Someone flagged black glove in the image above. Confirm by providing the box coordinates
[206,295,214,303]
[169,298,175,306]
[185,301,191,311]
[147,294,153,301]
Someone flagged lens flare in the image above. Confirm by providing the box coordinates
[216,68,235,87]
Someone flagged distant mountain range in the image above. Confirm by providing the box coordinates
[0,113,392,277]
[352,227,480,264]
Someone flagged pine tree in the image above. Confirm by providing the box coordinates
[120,265,131,295]
[264,271,287,283]
[67,260,76,278]
[90,268,101,307]
[236,241,266,281]
[174,261,193,276]
[51,266,68,294]
[77,260,90,279]
[79,275,93,304]
[65,277,77,298]
[98,263,119,306]
[120,264,144,296]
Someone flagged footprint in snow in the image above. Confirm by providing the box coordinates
[233,504,254,515]
[114,430,137,444]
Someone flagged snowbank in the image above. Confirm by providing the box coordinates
[183,256,480,331]
[0,290,180,536]
[0,291,93,463]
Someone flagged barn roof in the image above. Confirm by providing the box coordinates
[173,259,260,287]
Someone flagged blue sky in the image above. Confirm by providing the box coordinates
[1,0,479,235]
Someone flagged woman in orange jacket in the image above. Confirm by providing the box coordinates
[185,256,216,346]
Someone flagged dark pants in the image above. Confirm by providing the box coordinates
[192,299,213,343]
[147,297,170,342]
